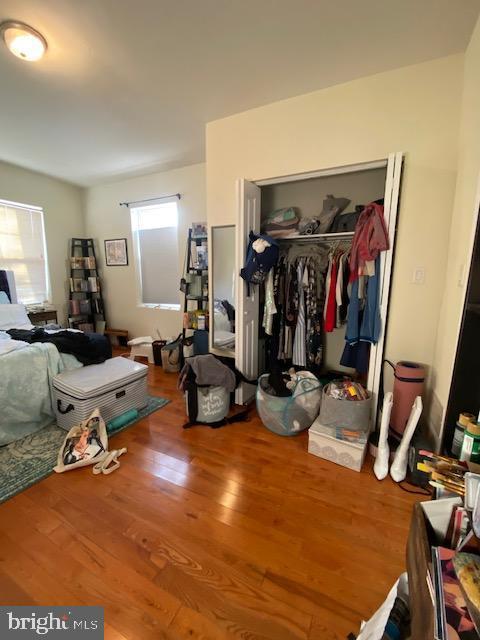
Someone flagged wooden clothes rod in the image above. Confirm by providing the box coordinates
[119,193,181,207]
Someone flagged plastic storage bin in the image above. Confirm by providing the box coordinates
[256,373,322,436]
[308,420,368,472]
[185,385,230,423]
[318,385,371,432]
[53,356,148,431]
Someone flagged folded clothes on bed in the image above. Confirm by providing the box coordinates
[6,327,112,365]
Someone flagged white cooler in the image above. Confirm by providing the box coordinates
[53,356,149,431]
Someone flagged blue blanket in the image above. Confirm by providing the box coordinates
[0,343,81,446]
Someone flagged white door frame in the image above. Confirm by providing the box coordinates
[235,179,261,404]
[235,153,403,420]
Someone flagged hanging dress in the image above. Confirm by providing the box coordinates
[324,255,338,332]
[292,260,307,366]
[262,269,277,335]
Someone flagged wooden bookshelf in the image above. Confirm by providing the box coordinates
[68,238,105,333]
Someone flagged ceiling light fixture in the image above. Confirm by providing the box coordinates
[0,20,47,61]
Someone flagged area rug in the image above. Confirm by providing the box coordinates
[0,395,169,504]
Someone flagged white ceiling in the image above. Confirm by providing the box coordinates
[0,0,479,186]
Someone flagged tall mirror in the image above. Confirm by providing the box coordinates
[211,225,235,354]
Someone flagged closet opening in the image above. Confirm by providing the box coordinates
[235,153,403,424]
[258,166,388,388]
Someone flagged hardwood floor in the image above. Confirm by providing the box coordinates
[0,360,421,639]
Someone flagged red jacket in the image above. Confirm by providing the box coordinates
[349,203,389,282]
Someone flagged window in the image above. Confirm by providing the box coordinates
[130,201,180,309]
[0,199,50,304]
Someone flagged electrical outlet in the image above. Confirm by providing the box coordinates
[412,267,425,285]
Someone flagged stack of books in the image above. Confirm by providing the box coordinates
[70,256,96,269]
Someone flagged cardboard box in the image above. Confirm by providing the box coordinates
[308,421,368,472]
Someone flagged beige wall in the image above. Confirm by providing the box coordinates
[206,55,463,437]
[0,160,84,325]
[84,163,206,339]
[433,19,480,442]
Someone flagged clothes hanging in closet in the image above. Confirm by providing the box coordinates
[262,201,389,375]
[323,247,351,333]
[340,200,389,372]
[268,243,350,371]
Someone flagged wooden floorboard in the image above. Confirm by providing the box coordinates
[0,357,422,639]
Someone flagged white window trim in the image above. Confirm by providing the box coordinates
[0,198,51,304]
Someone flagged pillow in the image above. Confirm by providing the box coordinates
[53,408,108,473]
[0,292,10,304]
[0,304,33,330]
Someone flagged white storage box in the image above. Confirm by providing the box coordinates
[308,421,368,472]
[53,357,148,431]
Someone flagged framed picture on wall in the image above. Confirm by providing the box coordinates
[104,238,128,266]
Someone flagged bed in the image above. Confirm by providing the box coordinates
[0,301,110,445]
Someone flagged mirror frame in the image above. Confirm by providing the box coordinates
[208,224,236,358]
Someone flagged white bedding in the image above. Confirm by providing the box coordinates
[213,301,235,349]
[0,303,34,331]
[214,330,235,348]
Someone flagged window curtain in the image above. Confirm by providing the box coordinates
[0,202,49,304]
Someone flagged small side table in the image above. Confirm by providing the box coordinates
[27,309,58,326]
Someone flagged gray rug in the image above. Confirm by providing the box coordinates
[0,395,169,504]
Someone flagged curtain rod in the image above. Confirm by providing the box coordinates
[119,193,181,207]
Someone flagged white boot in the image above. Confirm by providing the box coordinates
[374,392,394,480]
[390,396,423,483]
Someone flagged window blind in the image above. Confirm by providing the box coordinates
[130,202,180,308]
[0,200,50,304]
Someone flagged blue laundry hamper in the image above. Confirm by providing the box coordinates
[256,373,322,436]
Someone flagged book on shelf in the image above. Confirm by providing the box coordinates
[70,278,88,292]
[79,299,91,315]
[88,276,99,292]
[69,299,80,315]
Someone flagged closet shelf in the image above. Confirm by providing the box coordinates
[276,231,355,242]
